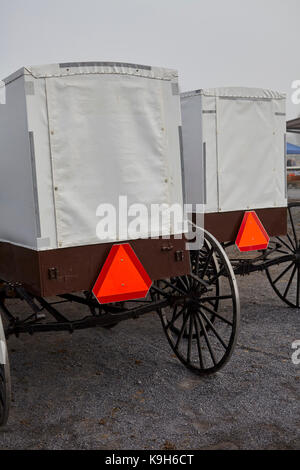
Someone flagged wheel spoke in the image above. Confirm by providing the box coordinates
[174,310,190,350]
[187,315,193,364]
[199,294,233,303]
[151,283,173,299]
[184,275,192,290]
[189,273,211,289]
[273,261,294,285]
[201,247,214,279]
[199,303,233,326]
[194,250,200,276]
[276,236,294,252]
[283,264,297,299]
[297,266,300,308]
[206,266,226,286]
[0,354,10,426]
[160,279,187,296]
[171,304,178,322]
[287,233,296,251]
[166,306,185,330]
[177,276,189,292]
[207,299,218,308]
[288,207,298,247]
[193,314,204,369]
[197,310,228,350]
[273,248,290,255]
[194,312,217,366]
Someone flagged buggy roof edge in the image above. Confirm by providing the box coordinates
[3,62,178,86]
[181,87,286,100]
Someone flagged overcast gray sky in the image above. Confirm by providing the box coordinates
[1,0,300,119]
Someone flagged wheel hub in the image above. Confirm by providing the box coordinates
[182,289,203,305]
[295,248,300,265]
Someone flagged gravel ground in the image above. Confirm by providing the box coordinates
[0,191,299,450]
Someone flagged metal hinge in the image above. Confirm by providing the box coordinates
[161,245,174,252]
[175,250,184,262]
[48,267,59,280]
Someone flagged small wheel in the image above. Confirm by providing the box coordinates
[265,202,300,308]
[157,229,240,375]
[0,314,11,427]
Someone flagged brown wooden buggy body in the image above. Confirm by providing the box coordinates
[0,236,190,297]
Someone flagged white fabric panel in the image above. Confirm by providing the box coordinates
[273,98,287,201]
[181,87,287,215]
[181,94,205,207]
[25,75,58,249]
[201,95,218,212]
[159,80,185,232]
[0,76,38,249]
[45,73,182,248]
[217,96,286,211]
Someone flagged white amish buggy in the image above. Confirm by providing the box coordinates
[0,64,240,425]
[181,87,300,311]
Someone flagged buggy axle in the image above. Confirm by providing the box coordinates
[0,283,171,338]
[5,302,169,336]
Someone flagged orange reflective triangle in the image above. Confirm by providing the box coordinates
[236,211,269,252]
[92,243,152,304]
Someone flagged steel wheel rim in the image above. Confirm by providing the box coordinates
[0,313,11,427]
[168,238,220,339]
[158,229,240,375]
[265,203,300,308]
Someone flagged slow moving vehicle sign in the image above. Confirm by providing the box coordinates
[235,211,270,252]
[92,244,152,304]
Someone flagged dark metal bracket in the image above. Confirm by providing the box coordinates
[0,282,170,338]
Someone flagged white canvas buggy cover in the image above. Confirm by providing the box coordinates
[181,87,287,214]
[0,62,185,250]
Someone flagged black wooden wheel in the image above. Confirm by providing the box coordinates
[265,202,300,308]
[157,229,240,375]
[168,236,220,339]
[0,314,11,427]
